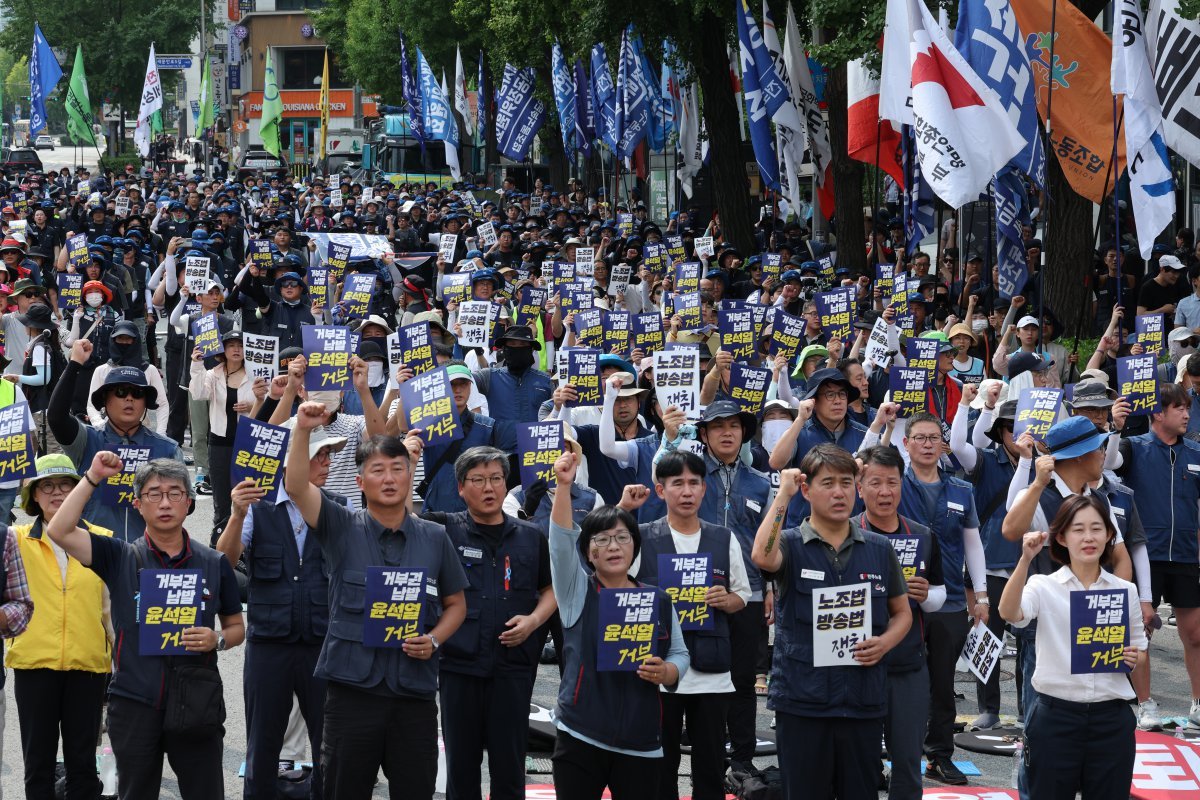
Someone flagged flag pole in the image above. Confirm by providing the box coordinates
[1111,93,1123,341]
[1037,0,1061,345]
[871,119,882,269]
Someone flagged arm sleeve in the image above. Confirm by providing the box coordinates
[1103,432,1123,471]
[972,408,996,449]
[15,346,49,386]
[549,519,589,629]
[1129,541,1152,603]
[169,303,188,334]
[149,367,169,437]
[47,361,86,459]
[920,584,947,614]
[87,365,107,427]
[949,405,977,472]
[963,526,987,593]
[598,390,637,467]
[1006,458,1033,510]
[163,255,179,295]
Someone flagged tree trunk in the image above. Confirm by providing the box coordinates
[823,62,866,274]
[1042,149,1094,328]
[694,13,756,252]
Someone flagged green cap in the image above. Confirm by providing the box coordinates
[445,364,475,384]
[21,454,81,515]
[791,344,830,377]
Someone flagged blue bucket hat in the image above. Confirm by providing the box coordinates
[91,366,159,411]
[1044,416,1107,460]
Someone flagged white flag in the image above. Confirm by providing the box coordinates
[454,45,474,138]
[134,44,163,157]
[785,4,832,189]
[761,0,806,214]
[440,70,462,181]
[677,80,707,199]
[1146,0,1200,169]
[1114,0,1175,259]
[880,0,1025,207]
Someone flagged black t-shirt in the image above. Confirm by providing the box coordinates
[1138,277,1177,313]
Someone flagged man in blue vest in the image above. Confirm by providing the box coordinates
[215,426,349,800]
[473,325,555,425]
[284,405,468,800]
[751,443,911,800]
[856,445,945,800]
[47,339,184,542]
[897,412,988,786]
[416,446,556,800]
[46,453,245,799]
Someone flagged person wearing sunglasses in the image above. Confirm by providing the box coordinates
[8,455,109,800]
[46,339,183,543]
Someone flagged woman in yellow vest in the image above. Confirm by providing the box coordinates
[7,454,113,799]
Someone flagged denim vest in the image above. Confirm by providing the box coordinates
[1121,433,1200,563]
[898,468,973,607]
[975,447,1024,570]
[79,426,183,543]
[477,366,555,425]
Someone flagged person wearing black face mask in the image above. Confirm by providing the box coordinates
[85,321,170,437]
[472,325,554,425]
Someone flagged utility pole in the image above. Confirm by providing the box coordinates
[200,0,208,178]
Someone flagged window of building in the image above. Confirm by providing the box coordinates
[278,47,348,90]
[275,0,325,11]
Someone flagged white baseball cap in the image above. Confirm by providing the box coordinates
[1017,315,1040,328]
[1160,255,1187,271]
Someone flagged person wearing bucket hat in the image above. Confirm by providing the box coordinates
[6,302,62,412]
[238,267,316,353]
[47,339,183,541]
[947,322,986,385]
[85,320,170,437]
[214,425,347,800]
[9,454,107,800]
[789,343,830,391]
[474,326,555,425]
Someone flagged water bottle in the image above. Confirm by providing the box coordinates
[98,746,118,795]
[1010,740,1024,788]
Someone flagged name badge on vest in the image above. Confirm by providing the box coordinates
[945,484,970,518]
[747,500,762,514]
[800,568,825,581]
[459,546,484,562]
[426,579,439,597]
[1188,463,1200,474]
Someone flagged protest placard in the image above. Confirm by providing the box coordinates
[749,305,773,341]
[1117,354,1160,416]
[719,304,755,361]
[561,283,594,314]
[890,367,930,417]
[231,417,290,503]
[886,534,927,582]
[458,301,495,350]
[617,213,635,237]
[330,188,344,208]
[97,444,153,509]
[575,246,595,270]
[961,621,1005,683]
[438,233,459,263]
[905,338,941,382]
[608,264,632,297]
[812,582,872,667]
[517,420,567,487]
[190,312,222,359]
[632,312,664,354]
[57,273,83,311]
[603,311,630,355]
[643,243,666,276]
[67,233,89,271]
[762,253,782,282]
[1136,313,1165,355]
[564,348,602,406]
[441,272,472,306]
[875,263,895,298]
[341,273,375,319]
[249,239,274,271]
[674,291,703,332]
[400,365,462,445]
[326,242,351,282]
[476,221,497,248]
[363,567,426,647]
[674,261,702,294]
[184,256,210,295]
[114,196,130,218]
[0,404,35,483]
[597,587,659,671]
[574,309,605,350]
[302,326,352,391]
[657,554,713,631]
[139,570,202,655]
[306,266,330,308]
[665,235,686,264]
[513,286,547,330]
[243,333,279,380]
[396,322,437,375]
[768,310,807,360]
[694,236,715,260]
[817,252,837,284]
[816,288,855,342]
[1014,387,1063,442]
[729,363,770,415]
[1070,589,1131,674]
[653,349,700,419]
[863,316,893,369]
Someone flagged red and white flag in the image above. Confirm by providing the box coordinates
[880,0,1026,207]
[847,56,905,188]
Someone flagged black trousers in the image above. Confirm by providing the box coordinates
[321,681,438,800]
[552,730,661,800]
[106,694,224,800]
[165,348,188,447]
[438,670,534,800]
[207,441,233,528]
[976,574,1009,715]
[924,609,970,759]
[244,641,325,800]
[727,602,763,763]
[775,712,882,800]
[14,668,107,800]
[1025,696,1135,800]
[660,691,730,800]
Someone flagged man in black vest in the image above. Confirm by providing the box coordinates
[416,446,555,800]
[46,453,245,800]
[622,451,750,800]
[285,406,468,800]
[216,426,349,800]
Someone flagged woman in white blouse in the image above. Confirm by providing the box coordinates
[999,493,1146,800]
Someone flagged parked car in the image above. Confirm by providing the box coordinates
[0,148,44,175]
[236,149,289,181]
[33,135,54,150]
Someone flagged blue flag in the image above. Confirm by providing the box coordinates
[591,44,619,151]
[735,0,783,189]
[992,169,1032,300]
[954,0,1046,188]
[477,51,487,144]
[633,32,665,152]
[660,40,677,144]
[416,47,456,149]
[494,66,546,162]
[574,59,595,157]
[902,126,936,256]
[617,27,650,159]
[29,23,63,137]
[551,42,577,156]
[399,32,425,153]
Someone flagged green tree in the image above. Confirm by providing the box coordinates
[4,55,27,116]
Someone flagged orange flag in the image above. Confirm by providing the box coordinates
[1010,0,1126,203]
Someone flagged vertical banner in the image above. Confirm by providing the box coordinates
[0,404,35,482]
[657,553,713,630]
[57,273,83,310]
[890,367,930,417]
[231,417,290,503]
[1070,589,1130,673]
[190,312,222,359]
[458,301,496,350]
[653,349,701,419]
[812,582,872,667]
[397,322,437,375]
[138,570,202,655]
[1135,313,1165,355]
[719,303,755,361]
[517,420,566,486]
[1013,387,1063,442]
[400,365,462,444]
[597,587,659,671]
[1117,354,1160,416]
[564,347,602,406]
[363,567,426,647]
[728,363,770,414]
[632,312,664,354]
[243,333,279,380]
[302,326,352,391]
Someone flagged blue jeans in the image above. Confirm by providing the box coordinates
[0,486,18,525]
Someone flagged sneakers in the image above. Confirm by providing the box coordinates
[1137,698,1163,731]
[194,475,213,495]
[925,756,968,786]
[1189,699,1200,729]
[967,712,1001,731]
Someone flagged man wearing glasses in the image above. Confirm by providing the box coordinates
[47,340,183,542]
[415,445,555,800]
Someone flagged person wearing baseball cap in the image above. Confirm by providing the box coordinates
[1137,253,1186,322]
[1174,263,1200,334]
[474,326,555,426]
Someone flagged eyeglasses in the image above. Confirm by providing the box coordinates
[312,449,333,464]
[139,488,188,503]
[942,257,955,263]
[590,532,634,549]
[281,282,301,289]
[111,386,147,400]
[908,434,942,445]
[18,291,37,299]
[463,475,506,488]
[35,479,76,495]
[817,390,848,401]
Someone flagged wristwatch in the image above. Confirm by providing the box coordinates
[216,634,227,652]
[976,596,990,606]
[429,635,440,651]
